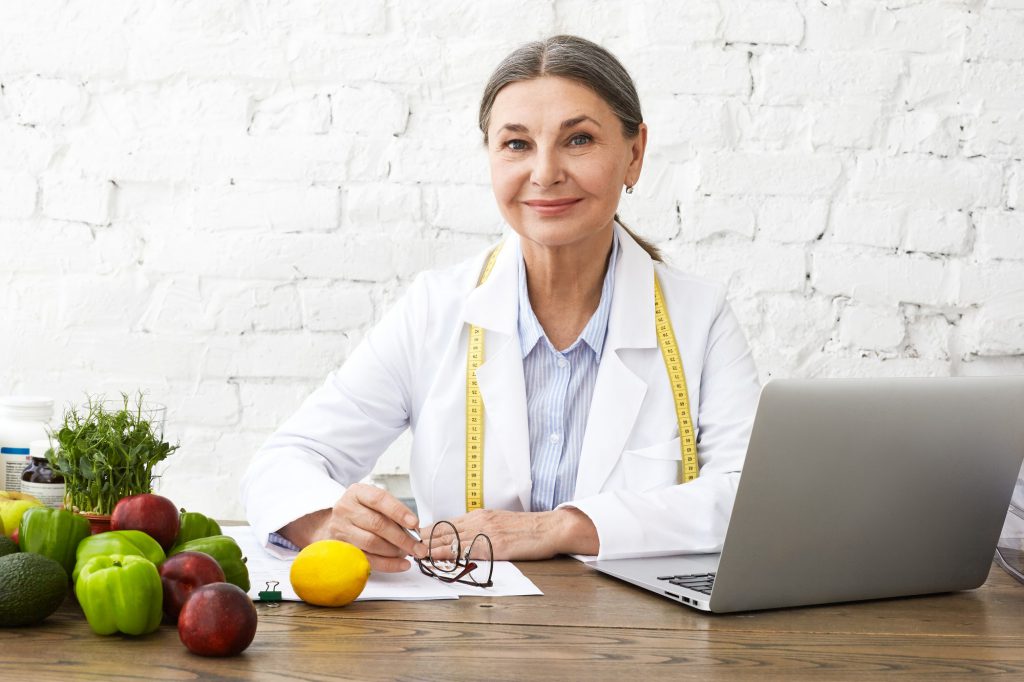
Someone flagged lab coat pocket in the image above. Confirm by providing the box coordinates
[622,438,682,492]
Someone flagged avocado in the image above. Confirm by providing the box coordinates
[0,536,17,558]
[0,552,68,627]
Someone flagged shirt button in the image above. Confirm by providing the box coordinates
[549,433,561,444]
[557,357,568,368]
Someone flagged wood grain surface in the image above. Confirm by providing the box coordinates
[2,557,1022,681]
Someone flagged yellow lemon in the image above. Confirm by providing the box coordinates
[290,540,371,607]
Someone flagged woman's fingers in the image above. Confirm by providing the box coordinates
[329,484,428,563]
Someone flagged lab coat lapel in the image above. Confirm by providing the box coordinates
[463,238,533,511]
[574,225,657,498]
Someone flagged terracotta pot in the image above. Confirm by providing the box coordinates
[81,513,112,535]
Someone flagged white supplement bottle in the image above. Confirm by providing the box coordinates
[0,397,55,493]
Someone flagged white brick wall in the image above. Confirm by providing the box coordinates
[2,1,1022,520]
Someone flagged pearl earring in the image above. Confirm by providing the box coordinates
[625,185,634,194]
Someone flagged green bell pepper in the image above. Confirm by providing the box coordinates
[73,530,166,582]
[18,507,90,577]
[75,554,162,636]
[173,510,222,549]
[169,535,249,591]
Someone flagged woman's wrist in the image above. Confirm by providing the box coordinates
[278,508,332,548]
[552,506,600,556]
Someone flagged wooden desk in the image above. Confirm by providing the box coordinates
[2,558,1022,680]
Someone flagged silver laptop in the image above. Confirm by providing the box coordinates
[589,377,1024,613]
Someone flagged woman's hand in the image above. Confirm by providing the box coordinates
[279,483,428,572]
[423,507,599,561]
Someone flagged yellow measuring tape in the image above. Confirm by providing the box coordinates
[465,245,697,511]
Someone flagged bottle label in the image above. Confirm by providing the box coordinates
[20,480,66,509]
[1,451,33,492]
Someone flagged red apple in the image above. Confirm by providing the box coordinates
[178,583,258,657]
[159,551,226,622]
[111,493,181,550]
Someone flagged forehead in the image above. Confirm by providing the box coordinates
[489,76,615,132]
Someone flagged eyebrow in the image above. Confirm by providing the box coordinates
[499,115,602,134]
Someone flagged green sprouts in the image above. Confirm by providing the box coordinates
[47,392,178,515]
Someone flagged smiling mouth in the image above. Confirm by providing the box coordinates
[523,199,583,215]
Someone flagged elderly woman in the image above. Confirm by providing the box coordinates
[241,35,760,572]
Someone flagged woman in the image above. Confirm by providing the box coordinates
[240,35,761,572]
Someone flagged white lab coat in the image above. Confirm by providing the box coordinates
[240,223,761,559]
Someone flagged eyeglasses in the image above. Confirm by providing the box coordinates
[414,520,494,588]
[996,502,1024,585]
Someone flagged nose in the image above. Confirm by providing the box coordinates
[530,146,565,189]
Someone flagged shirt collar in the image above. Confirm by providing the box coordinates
[516,232,619,359]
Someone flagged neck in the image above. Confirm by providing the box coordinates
[521,223,615,351]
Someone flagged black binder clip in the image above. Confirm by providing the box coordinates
[258,581,282,607]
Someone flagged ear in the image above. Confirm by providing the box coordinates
[626,123,648,187]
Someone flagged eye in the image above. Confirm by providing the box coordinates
[569,133,592,146]
[504,139,528,151]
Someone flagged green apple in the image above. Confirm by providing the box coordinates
[0,492,44,539]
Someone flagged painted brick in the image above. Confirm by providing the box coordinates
[963,61,1024,110]
[343,183,422,229]
[628,0,721,45]
[958,259,1024,306]
[829,202,905,250]
[331,84,408,136]
[0,172,37,218]
[962,110,1024,160]
[40,175,113,226]
[428,184,503,235]
[642,96,731,150]
[299,282,376,332]
[194,182,340,232]
[961,295,1024,355]
[1009,164,1023,210]
[249,90,331,136]
[884,111,960,156]
[811,248,954,306]
[166,381,241,429]
[631,48,751,97]
[757,198,829,244]
[202,333,350,380]
[262,0,387,35]
[665,241,806,296]
[8,77,87,128]
[804,3,969,54]
[810,102,881,150]
[553,0,634,41]
[210,282,304,333]
[701,152,843,196]
[965,10,1024,60]
[837,304,906,351]
[679,198,756,242]
[903,209,970,255]
[904,56,966,108]
[735,104,809,151]
[721,0,804,45]
[975,210,1024,261]
[236,381,318,431]
[904,307,954,361]
[850,156,1003,210]
[754,52,902,105]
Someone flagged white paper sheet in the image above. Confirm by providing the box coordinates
[222,525,543,602]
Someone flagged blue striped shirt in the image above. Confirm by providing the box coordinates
[518,234,619,512]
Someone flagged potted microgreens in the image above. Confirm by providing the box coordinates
[47,392,178,532]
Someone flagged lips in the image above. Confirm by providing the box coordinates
[523,198,583,216]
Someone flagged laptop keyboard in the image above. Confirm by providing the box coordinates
[658,572,716,595]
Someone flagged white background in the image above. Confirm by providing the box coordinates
[1,0,1023,519]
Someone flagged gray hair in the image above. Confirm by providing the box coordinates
[478,35,660,261]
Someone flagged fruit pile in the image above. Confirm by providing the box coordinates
[0,492,257,657]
